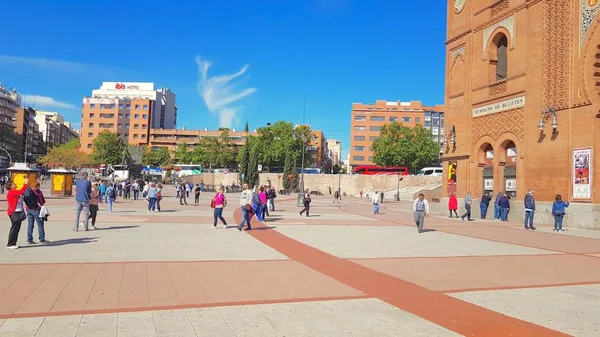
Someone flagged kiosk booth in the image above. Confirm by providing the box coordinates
[7,163,39,190]
[48,168,76,197]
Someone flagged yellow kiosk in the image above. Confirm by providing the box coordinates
[48,168,76,197]
[7,163,39,190]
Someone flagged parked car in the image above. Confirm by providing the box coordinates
[416,167,443,176]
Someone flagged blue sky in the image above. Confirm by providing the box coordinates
[0,0,447,159]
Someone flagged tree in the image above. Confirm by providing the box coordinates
[142,146,171,167]
[91,131,127,165]
[251,121,312,171]
[372,123,439,169]
[39,139,91,169]
[247,143,260,188]
[172,143,191,164]
[238,122,251,184]
[282,150,298,190]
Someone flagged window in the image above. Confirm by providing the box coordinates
[415,117,421,124]
[134,124,139,129]
[126,104,131,109]
[389,117,398,122]
[353,156,365,161]
[370,116,385,121]
[125,113,130,118]
[88,123,94,128]
[433,118,439,127]
[368,156,373,162]
[133,134,139,139]
[134,104,140,110]
[110,104,115,109]
[87,133,93,138]
[354,126,366,131]
[108,123,114,128]
[370,126,381,132]
[354,116,366,121]
[142,114,148,119]
[141,134,146,139]
[125,123,130,129]
[496,34,508,81]
[142,124,147,128]
[353,146,365,151]
[134,114,140,119]
[118,114,123,119]
[354,136,365,141]
[90,104,95,109]
[100,104,106,109]
[118,123,123,128]
[402,117,411,123]
[119,104,124,109]
[369,136,379,141]
[143,105,148,110]
[87,144,92,149]
[89,113,95,118]
[425,121,431,127]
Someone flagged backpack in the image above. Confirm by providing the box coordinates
[107,187,116,199]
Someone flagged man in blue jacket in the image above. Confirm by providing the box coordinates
[524,190,536,230]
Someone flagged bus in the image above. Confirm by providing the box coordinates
[174,164,203,177]
[352,165,409,176]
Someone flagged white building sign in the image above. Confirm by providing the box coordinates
[473,96,526,118]
[83,98,119,104]
[100,82,155,91]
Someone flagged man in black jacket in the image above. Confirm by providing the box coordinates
[267,187,277,211]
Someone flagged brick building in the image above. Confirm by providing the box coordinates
[14,107,44,162]
[349,100,444,168]
[441,0,600,228]
[148,128,252,151]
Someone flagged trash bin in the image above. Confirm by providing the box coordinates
[297,193,305,207]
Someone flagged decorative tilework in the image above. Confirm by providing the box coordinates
[483,16,515,60]
[451,46,466,60]
[580,0,600,47]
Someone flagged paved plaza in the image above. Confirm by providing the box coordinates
[0,186,599,336]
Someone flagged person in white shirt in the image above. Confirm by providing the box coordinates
[371,190,381,214]
[412,193,430,233]
[237,184,254,231]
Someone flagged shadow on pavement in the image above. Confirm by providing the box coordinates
[94,225,139,231]
[20,237,99,248]
[250,226,276,231]
[420,229,437,233]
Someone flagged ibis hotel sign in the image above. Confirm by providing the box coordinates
[473,96,525,117]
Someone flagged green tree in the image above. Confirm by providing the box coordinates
[142,146,171,167]
[372,123,439,169]
[39,139,91,169]
[172,143,191,164]
[91,131,127,165]
[247,143,260,188]
[238,122,251,184]
[282,150,298,190]
[251,121,312,170]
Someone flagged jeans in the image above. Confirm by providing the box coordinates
[261,203,267,220]
[268,199,275,211]
[213,207,227,227]
[75,201,90,230]
[98,191,104,203]
[148,197,157,211]
[300,201,310,217]
[107,198,115,212]
[494,205,500,219]
[461,204,472,220]
[26,209,45,242]
[89,204,98,226]
[480,203,489,219]
[524,210,534,228]
[134,190,139,200]
[373,203,380,214]
[554,214,565,230]
[414,211,425,232]
[156,198,161,211]
[253,203,263,221]
[238,206,251,229]
[500,207,509,221]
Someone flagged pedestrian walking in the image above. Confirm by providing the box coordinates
[268,187,277,211]
[360,190,364,199]
[371,190,381,214]
[333,189,341,203]
[461,192,474,221]
[179,182,188,205]
[156,183,162,212]
[524,190,536,230]
[132,180,140,200]
[89,182,99,229]
[212,186,228,229]
[480,192,491,219]
[380,191,384,204]
[259,186,268,219]
[498,193,510,221]
[551,195,570,232]
[98,181,106,203]
[413,193,430,233]
[106,183,116,212]
[23,182,48,244]
[238,183,253,231]
[494,192,502,220]
[448,193,459,218]
[194,184,201,205]
[6,182,28,249]
[74,172,92,231]
[147,183,158,212]
[299,189,311,217]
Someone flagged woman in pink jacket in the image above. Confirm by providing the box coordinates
[259,186,268,220]
[212,186,228,229]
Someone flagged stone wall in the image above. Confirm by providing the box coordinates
[187,172,441,197]
[439,197,600,230]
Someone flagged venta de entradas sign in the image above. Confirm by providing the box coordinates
[472,96,526,118]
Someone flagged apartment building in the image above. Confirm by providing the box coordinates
[14,107,44,162]
[349,100,444,167]
[80,82,177,153]
[327,139,342,165]
[34,111,78,150]
[308,130,329,170]
[148,127,253,151]
[0,83,20,167]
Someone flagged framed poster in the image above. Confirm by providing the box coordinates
[505,179,516,192]
[573,148,592,200]
[484,179,494,191]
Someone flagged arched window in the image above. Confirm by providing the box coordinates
[496,35,508,81]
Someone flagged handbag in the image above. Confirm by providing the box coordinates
[11,211,26,223]
[210,199,216,208]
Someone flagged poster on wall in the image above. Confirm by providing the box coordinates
[484,179,494,191]
[447,161,457,194]
[572,148,592,200]
[505,179,516,192]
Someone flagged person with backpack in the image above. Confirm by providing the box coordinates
[299,188,311,217]
[211,186,228,228]
[267,187,277,211]
[23,181,48,244]
[252,187,264,222]
[106,183,116,212]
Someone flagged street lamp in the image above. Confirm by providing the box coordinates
[0,147,12,166]
[396,171,404,201]
[538,106,558,132]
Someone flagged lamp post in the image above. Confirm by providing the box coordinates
[0,147,12,167]
[538,106,558,132]
[396,171,404,201]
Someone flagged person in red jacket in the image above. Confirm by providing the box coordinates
[448,192,459,218]
[6,182,28,249]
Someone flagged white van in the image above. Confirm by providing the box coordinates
[417,167,443,176]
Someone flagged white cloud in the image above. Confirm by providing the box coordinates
[196,57,257,129]
[0,54,134,76]
[21,95,75,109]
